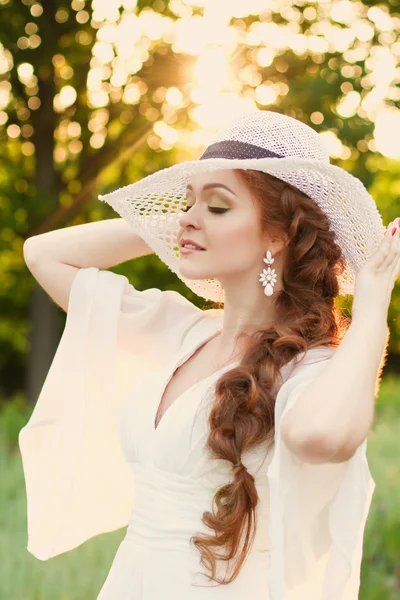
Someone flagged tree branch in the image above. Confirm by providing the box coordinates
[25,120,153,237]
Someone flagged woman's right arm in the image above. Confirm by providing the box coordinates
[23,218,155,313]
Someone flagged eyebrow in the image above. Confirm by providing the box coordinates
[186,183,236,196]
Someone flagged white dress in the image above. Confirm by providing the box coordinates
[18,267,376,600]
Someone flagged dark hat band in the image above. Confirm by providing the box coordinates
[200,140,284,160]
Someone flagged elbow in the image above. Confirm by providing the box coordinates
[23,236,43,266]
[303,432,357,464]
[281,422,356,465]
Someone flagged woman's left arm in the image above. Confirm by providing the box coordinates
[281,218,400,464]
[281,309,389,464]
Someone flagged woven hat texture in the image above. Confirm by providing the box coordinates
[99,109,386,303]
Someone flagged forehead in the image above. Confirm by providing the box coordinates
[186,169,243,192]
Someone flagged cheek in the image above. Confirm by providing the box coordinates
[219,219,256,248]
[214,221,258,260]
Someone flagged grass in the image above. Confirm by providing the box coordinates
[1,375,400,599]
[1,440,125,600]
[359,373,400,599]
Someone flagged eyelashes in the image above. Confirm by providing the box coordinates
[181,206,229,214]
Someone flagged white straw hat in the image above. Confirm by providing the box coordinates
[98,109,386,303]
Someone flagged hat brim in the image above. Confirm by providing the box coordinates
[98,156,385,302]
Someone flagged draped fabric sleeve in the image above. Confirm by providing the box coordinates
[18,267,204,561]
[266,347,376,600]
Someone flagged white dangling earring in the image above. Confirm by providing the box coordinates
[259,250,277,296]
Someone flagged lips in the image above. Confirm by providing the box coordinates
[180,239,206,250]
[180,246,206,254]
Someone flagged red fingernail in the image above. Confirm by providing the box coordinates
[392,227,397,236]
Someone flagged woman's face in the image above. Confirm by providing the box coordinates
[177,169,276,290]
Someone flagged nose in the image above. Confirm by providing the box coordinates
[178,206,202,231]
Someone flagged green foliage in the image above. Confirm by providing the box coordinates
[0,391,32,453]
[360,412,400,599]
[374,373,400,422]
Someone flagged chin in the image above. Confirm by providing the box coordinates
[178,265,212,281]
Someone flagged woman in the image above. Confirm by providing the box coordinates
[20,110,398,599]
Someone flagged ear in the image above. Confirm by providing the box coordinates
[267,237,290,256]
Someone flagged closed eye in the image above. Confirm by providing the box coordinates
[181,206,229,214]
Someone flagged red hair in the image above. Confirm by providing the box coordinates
[190,168,350,585]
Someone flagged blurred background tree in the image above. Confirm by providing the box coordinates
[0,0,399,406]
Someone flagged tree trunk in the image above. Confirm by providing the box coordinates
[25,71,62,405]
[26,286,61,405]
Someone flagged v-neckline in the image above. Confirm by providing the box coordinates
[152,325,240,433]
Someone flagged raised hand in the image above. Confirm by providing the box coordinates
[352,217,400,319]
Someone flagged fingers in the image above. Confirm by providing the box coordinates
[389,236,400,268]
[376,219,400,270]
[385,218,400,239]
[387,220,400,268]
[390,252,400,283]
[390,233,400,275]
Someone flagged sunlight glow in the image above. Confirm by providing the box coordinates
[7,124,21,139]
[319,130,352,160]
[79,1,400,158]
[92,0,122,23]
[336,90,361,118]
[1,0,399,162]
[255,84,279,107]
[374,108,400,159]
[54,85,77,112]
[0,82,11,110]
[0,46,13,75]
[165,87,184,107]
[17,63,34,82]
[193,95,257,132]
[192,47,232,91]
